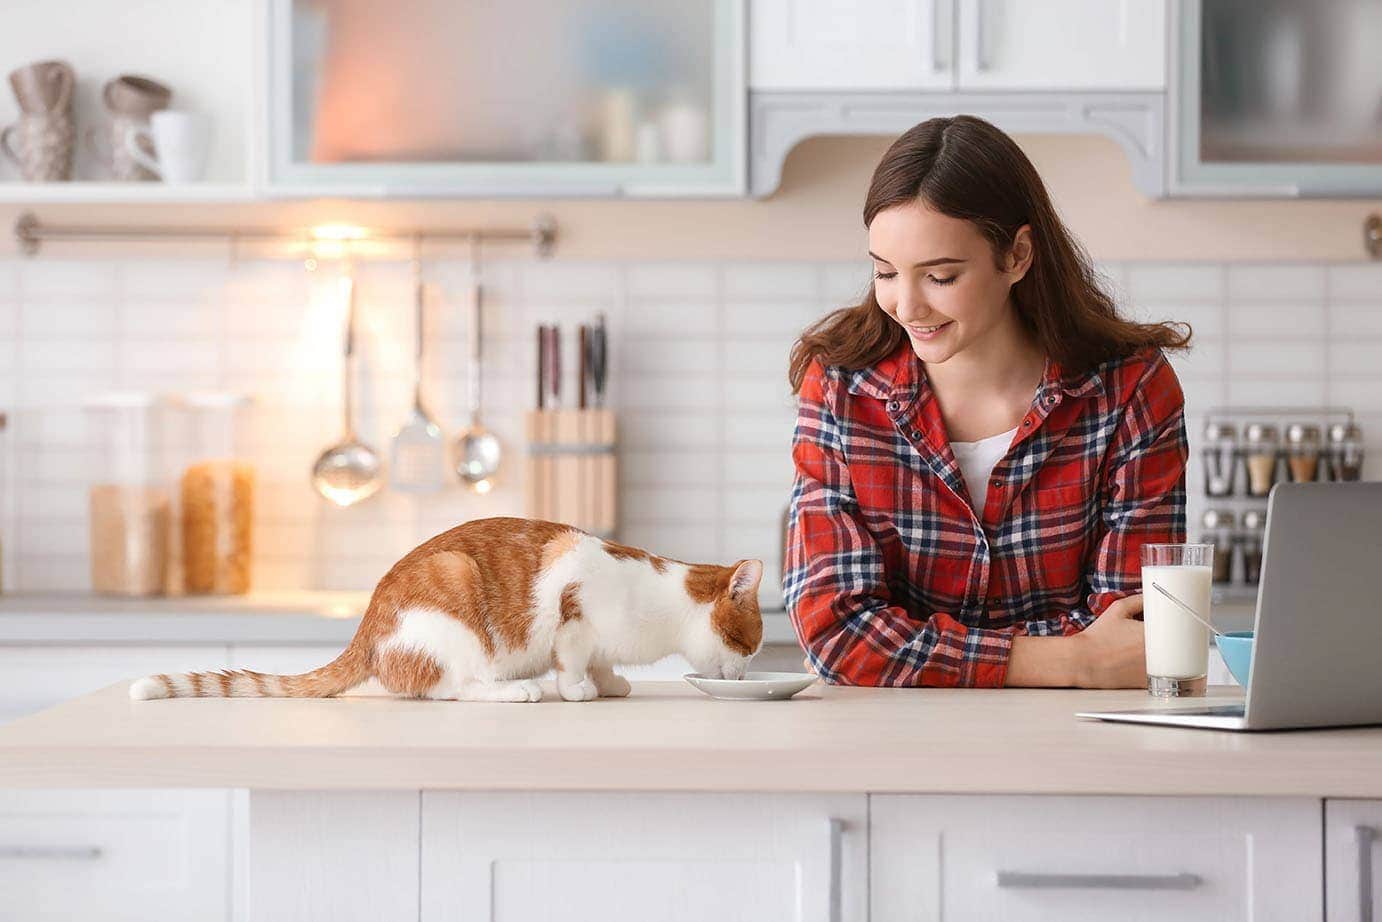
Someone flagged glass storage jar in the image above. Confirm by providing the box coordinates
[1240,508,1267,585]
[1199,508,1236,584]
[1242,423,1282,498]
[1201,421,1238,497]
[179,393,255,595]
[85,393,170,596]
[1285,423,1322,483]
[1328,422,1365,481]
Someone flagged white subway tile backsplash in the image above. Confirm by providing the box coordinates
[1326,264,1382,301]
[1228,341,1325,377]
[1127,264,1224,302]
[1,257,1379,596]
[1226,264,1327,302]
[1229,301,1325,338]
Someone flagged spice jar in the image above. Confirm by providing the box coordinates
[179,393,254,595]
[1200,508,1236,584]
[1285,423,1322,483]
[1240,508,1267,585]
[1328,422,1365,482]
[85,393,170,596]
[1242,423,1282,498]
[1201,421,1238,497]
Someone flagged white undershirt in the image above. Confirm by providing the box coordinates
[950,426,1018,509]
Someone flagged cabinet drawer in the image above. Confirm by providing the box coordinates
[871,795,1321,921]
[1325,799,1382,922]
[0,646,230,723]
[421,792,868,922]
[0,789,231,922]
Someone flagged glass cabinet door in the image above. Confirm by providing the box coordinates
[1174,0,1382,195]
[267,0,745,196]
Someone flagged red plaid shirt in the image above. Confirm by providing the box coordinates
[785,340,1187,687]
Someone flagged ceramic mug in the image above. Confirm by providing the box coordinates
[87,74,172,181]
[124,110,210,183]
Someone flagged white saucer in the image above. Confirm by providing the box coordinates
[683,671,818,701]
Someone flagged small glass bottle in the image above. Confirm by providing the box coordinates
[1284,423,1322,483]
[1200,508,1236,584]
[1240,508,1267,585]
[1328,422,1365,482]
[1201,421,1238,497]
[1242,423,1282,498]
[85,393,171,596]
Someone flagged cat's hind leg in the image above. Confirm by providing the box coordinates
[434,679,543,703]
[553,621,599,702]
[590,662,632,698]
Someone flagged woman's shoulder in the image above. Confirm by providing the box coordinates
[1094,346,1185,419]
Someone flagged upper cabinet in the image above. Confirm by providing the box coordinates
[955,0,1167,91]
[750,0,1166,92]
[1172,0,1382,196]
[750,0,957,91]
[266,0,746,197]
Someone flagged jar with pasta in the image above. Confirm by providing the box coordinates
[85,393,171,596]
[180,393,254,595]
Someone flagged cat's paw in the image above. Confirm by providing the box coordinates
[558,676,600,702]
[510,679,544,702]
[595,673,631,698]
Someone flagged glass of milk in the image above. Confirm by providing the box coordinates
[1141,544,1215,697]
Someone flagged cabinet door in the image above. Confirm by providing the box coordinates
[0,789,231,922]
[1326,800,1382,922]
[750,0,955,90]
[956,0,1167,90]
[871,795,1322,921]
[421,792,868,922]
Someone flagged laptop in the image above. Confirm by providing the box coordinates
[1077,481,1382,731]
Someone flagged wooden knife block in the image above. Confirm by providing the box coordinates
[525,409,617,538]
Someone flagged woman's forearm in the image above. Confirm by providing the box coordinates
[1005,635,1081,687]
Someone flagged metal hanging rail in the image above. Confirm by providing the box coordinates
[12,211,558,259]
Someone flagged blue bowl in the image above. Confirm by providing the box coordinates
[1215,631,1255,686]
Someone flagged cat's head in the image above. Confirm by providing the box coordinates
[683,559,764,679]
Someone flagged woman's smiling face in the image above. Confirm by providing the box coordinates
[867,199,1031,364]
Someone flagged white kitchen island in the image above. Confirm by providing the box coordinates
[1,680,1380,922]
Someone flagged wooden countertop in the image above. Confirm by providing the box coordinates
[1,681,1379,795]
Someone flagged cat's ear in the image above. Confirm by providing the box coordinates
[729,559,764,600]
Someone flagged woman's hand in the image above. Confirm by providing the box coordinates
[1071,593,1146,688]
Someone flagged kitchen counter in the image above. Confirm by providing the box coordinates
[0,592,800,645]
[1,680,1379,796]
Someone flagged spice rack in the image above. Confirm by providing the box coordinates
[1198,406,1364,601]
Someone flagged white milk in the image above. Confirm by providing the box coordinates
[1141,565,1213,678]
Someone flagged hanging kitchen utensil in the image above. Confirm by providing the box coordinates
[312,271,384,506]
[391,246,446,492]
[454,234,502,492]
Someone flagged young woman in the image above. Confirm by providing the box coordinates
[784,115,1191,689]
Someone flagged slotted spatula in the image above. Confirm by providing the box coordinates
[390,258,446,491]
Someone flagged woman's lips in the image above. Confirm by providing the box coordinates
[907,321,953,341]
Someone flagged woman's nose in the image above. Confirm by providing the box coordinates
[895,295,934,325]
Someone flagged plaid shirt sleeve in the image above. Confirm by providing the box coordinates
[784,360,1019,688]
[1021,352,1189,636]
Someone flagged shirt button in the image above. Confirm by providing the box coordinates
[990,479,1002,489]
[910,430,922,440]
[1022,417,1032,427]
[1046,395,1057,405]
[887,400,899,412]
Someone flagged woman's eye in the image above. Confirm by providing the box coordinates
[928,275,957,286]
[873,270,896,280]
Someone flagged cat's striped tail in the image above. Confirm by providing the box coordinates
[128,643,371,700]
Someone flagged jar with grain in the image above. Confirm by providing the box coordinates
[1240,508,1267,585]
[180,393,254,595]
[1201,421,1238,497]
[1199,508,1236,584]
[1242,423,1282,498]
[85,393,170,596]
[1328,422,1365,482]
[1285,423,1322,483]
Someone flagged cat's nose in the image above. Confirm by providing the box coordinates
[720,663,746,680]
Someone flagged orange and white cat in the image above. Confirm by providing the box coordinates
[130,517,764,703]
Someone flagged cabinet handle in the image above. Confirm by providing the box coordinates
[0,845,103,860]
[827,817,843,922]
[995,871,1202,891]
[1359,826,1376,922]
[973,0,989,71]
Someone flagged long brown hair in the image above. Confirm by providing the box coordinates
[788,115,1190,393]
